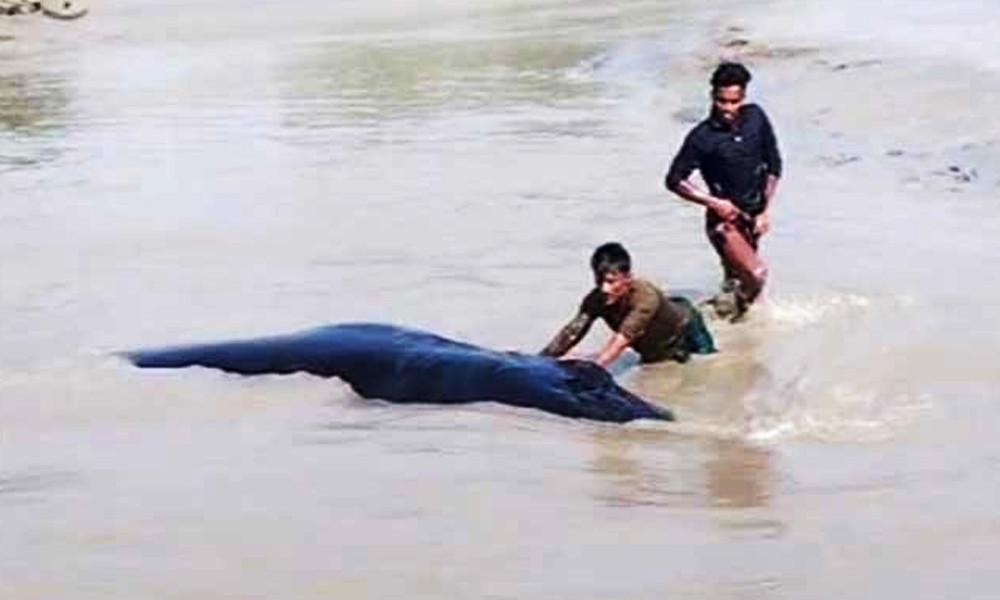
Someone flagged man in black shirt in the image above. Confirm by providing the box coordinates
[665,62,782,320]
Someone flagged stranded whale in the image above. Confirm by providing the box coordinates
[125,322,673,423]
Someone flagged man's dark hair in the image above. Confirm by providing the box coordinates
[590,242,631,279]
[710,62,752,90]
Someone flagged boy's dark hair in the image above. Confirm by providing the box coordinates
[710,62,752,90]
[590,242,631,279]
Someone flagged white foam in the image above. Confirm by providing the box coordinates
[758,292,872,330]
[745,388,933,444]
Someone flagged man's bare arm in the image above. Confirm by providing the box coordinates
[670,179,742,221]
[540,312,594,358]
[593,332,632,368]
[665,132,742,221]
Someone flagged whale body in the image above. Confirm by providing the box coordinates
[125,322,673,423]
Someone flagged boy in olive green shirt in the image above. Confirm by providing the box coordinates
[541,243,715,368]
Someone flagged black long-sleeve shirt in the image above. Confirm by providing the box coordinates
[665,103,782,215]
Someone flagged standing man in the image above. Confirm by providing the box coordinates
[665,62,782,320]
[540,242,716,368]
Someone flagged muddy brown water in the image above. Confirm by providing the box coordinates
[3,0,1000,597]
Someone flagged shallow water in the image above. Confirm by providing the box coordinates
[3,1,1000,598]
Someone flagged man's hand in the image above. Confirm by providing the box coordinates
[593,333,631,368]
[754,211,770,236]
[708,198,741,222]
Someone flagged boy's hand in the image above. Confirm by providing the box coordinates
[754,212,770,235]
[560,349,590,361]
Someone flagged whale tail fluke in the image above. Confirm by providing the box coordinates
[123,337,319,377]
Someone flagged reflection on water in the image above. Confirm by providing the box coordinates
[466,0,682,34]
[706,437,773,509]
[0,72,70,170]
[588,428,692,508]
[280,37,599,127]
[273,0,692,130]
[586,426,776,512]
[0,73,69,133]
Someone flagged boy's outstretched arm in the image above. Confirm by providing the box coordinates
[540,312,594,358]
[593,333,631,368]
